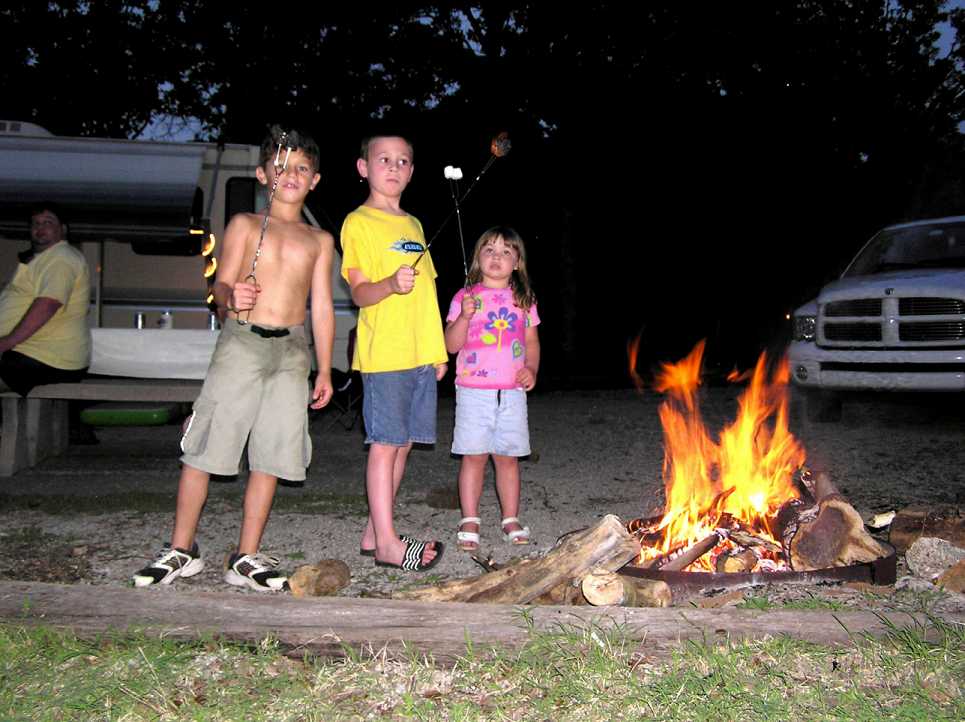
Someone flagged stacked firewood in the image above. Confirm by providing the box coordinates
[395,515,671,608]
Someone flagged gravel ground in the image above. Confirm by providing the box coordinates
[1,387,963,612]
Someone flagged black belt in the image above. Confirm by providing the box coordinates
[249,325,290,338]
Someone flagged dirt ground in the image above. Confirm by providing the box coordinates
[1,387,963,613]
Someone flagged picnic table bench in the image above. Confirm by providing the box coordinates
[0,378,201,477]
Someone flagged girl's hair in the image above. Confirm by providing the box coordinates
[466,226,536,310]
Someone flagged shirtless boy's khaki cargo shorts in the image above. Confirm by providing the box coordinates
[180,319,312,480]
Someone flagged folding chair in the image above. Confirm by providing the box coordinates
[323,366,363,430]
[314,324,362,431]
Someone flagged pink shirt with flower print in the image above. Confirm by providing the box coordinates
[446,284,540,389]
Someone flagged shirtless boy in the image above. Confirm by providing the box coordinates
[132,126,334,591]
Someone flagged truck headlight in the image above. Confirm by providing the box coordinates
[793,315,816,342]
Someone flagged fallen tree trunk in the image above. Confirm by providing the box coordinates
[581,569,672,607]
[775,472,889,571]
[395,514,640,604]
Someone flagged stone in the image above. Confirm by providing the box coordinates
[936,560,965,594]
[289,559,351,598]
[904,537,965,581]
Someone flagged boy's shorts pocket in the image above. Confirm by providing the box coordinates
[180,400,216,456]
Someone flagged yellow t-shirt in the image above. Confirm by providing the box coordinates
[0,242,91,370]
[340,206,446,373]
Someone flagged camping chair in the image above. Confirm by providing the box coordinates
[323,366,363,430]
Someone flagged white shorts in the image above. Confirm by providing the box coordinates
[451,386,530,457]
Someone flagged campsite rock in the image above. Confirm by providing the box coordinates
[289,559,351,598]
[904,537,965,581]
[936,560,965,594]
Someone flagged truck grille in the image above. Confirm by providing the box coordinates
[899,298,965,315]
[824,323,882,341]
[820,295,965,346]
[825,299,881,317]
[899,321,965,342]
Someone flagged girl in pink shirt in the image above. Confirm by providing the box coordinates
[444,227,541,551]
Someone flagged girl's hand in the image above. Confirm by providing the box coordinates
[459,293,477,320]
[435,362,448,381]
[516,366,537,391]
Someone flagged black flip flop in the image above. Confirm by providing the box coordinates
[360,533,416,557]
[374,539,445,572]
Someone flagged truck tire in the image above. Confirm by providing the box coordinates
[804,389,842,423]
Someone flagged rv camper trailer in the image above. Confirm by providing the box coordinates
[0,120,355,372]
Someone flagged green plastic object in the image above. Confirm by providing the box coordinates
[80,402,179,427]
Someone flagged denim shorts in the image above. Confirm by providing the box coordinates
[451,386,530,457]
[362,365,437,446]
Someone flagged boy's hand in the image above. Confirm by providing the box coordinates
[388,265,417,295]
[311,371,333,409]
[459,293,478,320]
[435,362,448,381]
[516,366,537,391]
[230,280,259,311]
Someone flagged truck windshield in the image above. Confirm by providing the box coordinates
[845,221,965,276]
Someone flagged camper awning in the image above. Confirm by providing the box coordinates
[0,135,205,242]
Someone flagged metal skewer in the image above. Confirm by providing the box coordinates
[238,131,293,325]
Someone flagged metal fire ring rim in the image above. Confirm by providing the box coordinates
[620,542,897,591]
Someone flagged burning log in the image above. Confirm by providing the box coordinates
[727,528,782,555]
[715,548,757,574]
[645,532,722,571]
[581,569,672,607]
[775,472,888,571]
[395,515,640,604]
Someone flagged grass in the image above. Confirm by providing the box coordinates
[737,592,848,612]
[1,615,962,721]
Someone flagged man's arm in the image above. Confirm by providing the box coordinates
[310,231,335,409]
[0,297,62,353]
[213,214,256,316]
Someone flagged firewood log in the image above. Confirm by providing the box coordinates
[581,569,672,607]
[394,515,640,604]
[888,505,965,553]
[715,548,757,573]
[774,472,888,571]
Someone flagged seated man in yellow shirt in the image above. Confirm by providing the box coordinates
[0,203,91,396]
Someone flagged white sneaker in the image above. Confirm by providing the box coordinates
[224,553,288,592]
[132,544,204,587]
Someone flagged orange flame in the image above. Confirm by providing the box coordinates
[643,341,805,569]
[627,335,645,391]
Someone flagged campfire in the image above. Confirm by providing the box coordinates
[397,342,893,609]
[625,339,891,580]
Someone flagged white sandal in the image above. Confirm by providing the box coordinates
[501,516,531,545]
[457,517,481,551]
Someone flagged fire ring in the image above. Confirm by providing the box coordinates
[619,542,897,594]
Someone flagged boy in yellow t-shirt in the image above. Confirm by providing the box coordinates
[341,134,447,572]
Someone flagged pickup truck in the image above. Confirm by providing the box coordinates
[788,216,965,421]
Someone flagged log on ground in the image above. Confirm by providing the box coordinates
[396,514,640,604]
[889,505,965,553]
[581,569,672,607]
[0,581,959,664]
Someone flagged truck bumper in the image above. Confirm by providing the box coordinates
[787,341,965,392]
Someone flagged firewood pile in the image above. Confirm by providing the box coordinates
[395,470,895,609]
[395,514,670,607]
